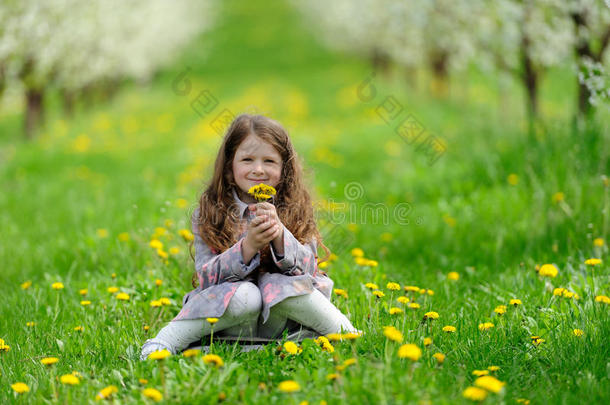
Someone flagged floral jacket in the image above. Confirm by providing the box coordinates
[173,189,334,323]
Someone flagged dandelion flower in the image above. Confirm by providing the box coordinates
[404,286,419,292]
[343,358,357,367]
[389,307,403,315]
[494,305,507,315]
[148,349,171,360]
[507,173,519,185]
[142,388,163,402]
[283,341,302,355]
[478,322,494,331]
[150,300,162,307]
[531,336,545,346]
[178,229,194,242]
[593,238,604,247]
[79,289,88,296]
[176,198,188,208]
[139,378,148,385]
[41,357,59,366]
[60,374,80,385]
[509,299,522,306]
[326,373,339,381]
[74,326,84,332]
[278,380,300,393]
[118,232,130,242]
[594,295,610,304]
[552,192,564,203]
[96,385,118,400]
[463,386,487,401]
[183,349,201,358]
[11,382,30,394]
[397,296,410,304]
[488,366,500,371]
[447,272,459,281]
[155,279,163,286]
[52,282,64,290]
[334,288,348,298]
[408,303,420,309]
[423,337,432,347]
[159,297,171,306]
[517,399,531,405]
[584,258,602,266]
[472,370,489,376]
[116,292,130,301]
[432,352,445,364]
[80,300,91,306]
[149,239,163,249]
[364,282,378,290]
[572,329,584,337]
[315,336,335,352]
[156,249,168,259]
[96,229,108,238]
[372,290,385,298]
[397,343,422,361]
[206,317,219,324]
[248,184,276,202]
[539,264,558,278]
[107,286,118,294]
[21,281,32,290]
[383,326,403,343]
[442,325,456,333]
[351,248,364,257]
[474,375,505,393]
[26,321,35,327]
[169,247,181,255]
[202,354,224,367]
[423,311,439,320]
[553,287,566,296]
[386,282,401,291]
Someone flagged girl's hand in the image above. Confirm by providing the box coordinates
[254,202,285,255]
[243,205,282,252]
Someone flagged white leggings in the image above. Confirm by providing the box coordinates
[140,282,356,359]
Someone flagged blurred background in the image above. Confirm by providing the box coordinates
[0,0,609,283]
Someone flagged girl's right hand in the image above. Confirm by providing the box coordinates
[243,206,281,252]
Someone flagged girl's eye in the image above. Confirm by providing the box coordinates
[265,160,275,163]
[243,158,252,161]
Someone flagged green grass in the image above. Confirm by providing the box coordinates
[1,0,609,403]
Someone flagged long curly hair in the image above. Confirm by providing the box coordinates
[190,113,330,287]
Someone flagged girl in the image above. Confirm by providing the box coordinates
[140,113,357,359]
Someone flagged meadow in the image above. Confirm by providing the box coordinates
[1,0,609,403]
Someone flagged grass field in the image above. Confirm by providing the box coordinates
[1,0,609,403]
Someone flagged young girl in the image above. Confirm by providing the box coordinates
[140,113,358,359]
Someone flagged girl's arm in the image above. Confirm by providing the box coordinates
[269,225,318,277]
[192,212,261,289]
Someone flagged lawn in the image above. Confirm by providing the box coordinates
[1,0,609,403]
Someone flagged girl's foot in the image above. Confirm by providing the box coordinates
[140,338,174,361]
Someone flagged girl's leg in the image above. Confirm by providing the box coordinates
[263,289,357,337]
[140,282,261,360]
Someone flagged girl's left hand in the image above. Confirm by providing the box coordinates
[252,202,284,244]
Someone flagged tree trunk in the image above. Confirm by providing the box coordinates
[25,87,44,139]
[429,51,449,97]
[371,48,390,75]
[520,33,539,133]
[62,89,75,117]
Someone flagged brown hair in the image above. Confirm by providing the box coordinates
[190,113,330,287]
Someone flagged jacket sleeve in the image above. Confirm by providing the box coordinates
[269,225,318,277]
[192,210,261,289]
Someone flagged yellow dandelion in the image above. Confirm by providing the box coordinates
[472,369,489,376]
[115,292,130,301]
[79,289,88,296]
[397,343,422,361]
[383,326,403,343]
[488,366,500,371]
[494,305,507,315]
[397,296,410,304]
[386,282,401,291]
[517,399,531,405]
[343,358,357,367]
[478,322,494,331]
[178,229,194,242]
[573,329,584,337]
[41,357,59,366]
[531,336,545,346]
[96,229,108,238]
[584,258,602,266]
[148,349,171,360]
[107,286,119,294]
[447,272,459,281]
[150,300,162,307]
[594,295,610,304]
[509,299,522,306]
[247,184,277,202]
[52,282,64,290]
[278,380,300,393]
[142,388,163,402]
[408,303,420,309]
[96,385,118,400]
[118,232,130,242]
[507,173,519,186]
[474,375,505,393]
[156,249,168,259]
[11,382,30,394]
[169,247,181,255]
[326,373,339,381]
[60,374,80,385]
[404,285,419,292]
[423,311,439,320]
[334,288,348,298]
[553,287,566,296]
[593,238,604,247]
[155,279,163,286]
[442,325,456,333]
[389,307,403,315]
[149,239,163,250]
[372,290,385,298]
[351,248,364,257]
[74,326,84,332]
[143,325,150,331]
[182,349,201,358]
[423,337,432,347]
[159,297,171,306]
[21,281,32,290]
[552,192,564,203]
[206,317,219,324]
[539,264,558,278]
[202,354,224,367]
[283,341,301,355]
[463,386,487,401]
[139,378,148,385]
[432,352,445,364]
[80,300,91,306]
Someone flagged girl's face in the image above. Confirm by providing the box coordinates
[232,134,283,204]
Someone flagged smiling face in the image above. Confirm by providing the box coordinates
[231,133,283,204]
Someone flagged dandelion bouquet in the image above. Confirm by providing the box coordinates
[247,183,276,202]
